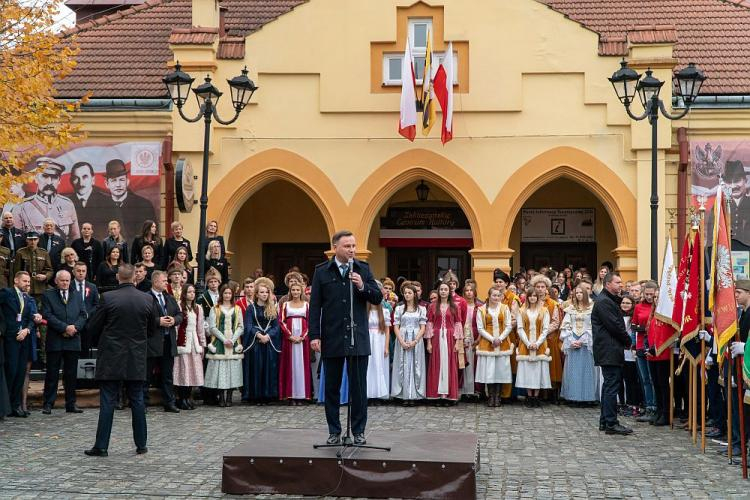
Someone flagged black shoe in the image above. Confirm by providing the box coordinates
[226,390,233,407]
[326,433,341,445]
[599,423,605,431]
[653,416,668,427]
[186,399,196,410]
[10,408,27,418]
[136,447,148,455]
[23,410,30,417]
[706,428,725,439]
[84,448,108,457]
[163,404,180,413]
[42,405,52,415]
[177,399,190,410]
[636,413,655,423]
[605,424,632,435]
[66,405,84,414]
[353,434,367,445]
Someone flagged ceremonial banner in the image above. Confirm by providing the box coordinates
[675,229,702,361]
[708,185,738,366]
[654,238,679,354]
[2,141,162,242]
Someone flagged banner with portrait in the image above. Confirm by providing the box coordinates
[2,141,162,243]
[691,140,750,248]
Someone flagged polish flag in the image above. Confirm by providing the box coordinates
[434,41,454,144]
[398,37,417,141]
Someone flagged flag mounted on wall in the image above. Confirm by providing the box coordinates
[398,36,417,141]
[421,31,436,136]
[433,41,454,144]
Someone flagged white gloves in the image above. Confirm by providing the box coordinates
[698,330,712,342]
[730,341,746,359]
[705,355,714,367]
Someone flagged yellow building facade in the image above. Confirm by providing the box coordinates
[68,0,750,294]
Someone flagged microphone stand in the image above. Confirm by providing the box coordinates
[314,259,391,458]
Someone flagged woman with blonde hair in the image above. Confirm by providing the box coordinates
[102,220,128,264]
[515,287,551,407]
[559,285,596,404]
[205,239,229,285]
[278,282,311,404]
[243,277,281,403]
[366,281,391,402]
[475,286,513,407]
[391,283,426,405]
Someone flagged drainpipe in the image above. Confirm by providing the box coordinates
[677,127,688,256]
[162,137,175,231]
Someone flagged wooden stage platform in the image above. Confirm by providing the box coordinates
[222,429,479,498]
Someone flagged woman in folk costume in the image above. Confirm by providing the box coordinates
[531,274,563,402]
[559,285,597,404]
[243,277,281,404]
[391,283,427,405]
[494,270,521,401]
[460,280,482,399]
[173,283,205,410]
[278,282,311,404]
[515,288,552,407]
[366,281,391,402]
[205,284,244,407]
[475,286,514,407]
[425,282,464,405]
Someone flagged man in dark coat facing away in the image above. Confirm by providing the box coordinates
[309,230,382,446]
[84,263,159,456]
[592,272,633,436]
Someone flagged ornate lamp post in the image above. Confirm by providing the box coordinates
[163,62,258,288]
[609,60,706,280]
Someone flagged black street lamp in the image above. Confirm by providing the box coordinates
[163,62,258,288]
[609,60,706,280]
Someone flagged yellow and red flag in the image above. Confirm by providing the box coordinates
[420,31,437,136]
[708,185,737,366]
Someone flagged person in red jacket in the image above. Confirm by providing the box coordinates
[631,281,657,422]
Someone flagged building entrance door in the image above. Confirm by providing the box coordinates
[519,242,597,273]
[388,248,471,291]
[262,242,329,284]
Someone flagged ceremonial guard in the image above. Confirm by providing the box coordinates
[206,284,244,407]
[243,277,280,403]
[278,281,311,403]
[13,231,53,304]
[516,290,552,407]
[559,286,597,404]
[475,286,513,407]
[391,283,427,405]
[425,282,463,404]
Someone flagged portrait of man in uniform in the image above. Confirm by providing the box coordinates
[12,157,80,241]
[70,161,112,240]
[104,159,155,241]
[705,159,750,249]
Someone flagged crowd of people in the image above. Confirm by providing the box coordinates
[1,210,748,459]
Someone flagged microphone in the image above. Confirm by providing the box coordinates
[348,257,354,279]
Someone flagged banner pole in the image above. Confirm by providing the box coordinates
[670,352,675,429]
[698,199,707,454]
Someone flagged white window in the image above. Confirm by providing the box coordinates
[382,50,459,86]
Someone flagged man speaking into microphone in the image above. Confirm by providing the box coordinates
[309,230,382,446]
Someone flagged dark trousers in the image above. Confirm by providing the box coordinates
[622,361,643,406]
[707,362,725,431]
[144,336,175,407]
[4,336,31,410]
[324,355,368,435]
[599,365,623,427]
[94,380,146,451]
[650,360,671,420]
[43,350,80,408]
[673,354,689,417]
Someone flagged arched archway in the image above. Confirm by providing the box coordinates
[207,148,347,239]
[493,146,637,278]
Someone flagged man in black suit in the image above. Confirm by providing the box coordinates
[104,159,156,241]
[309,230,382,445]
[134,262,152,293]
[84,263,158,456]
[71,261,99,357]
[41,269,87,414]
[1,212,26,259]
[0,271,35,418]
[145,270,182,413]
[70,161,112,241]
[39,218,65,270]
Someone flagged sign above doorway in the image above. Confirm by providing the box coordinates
[380,206,472,248]
[521,208,595,242]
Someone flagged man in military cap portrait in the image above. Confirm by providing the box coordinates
[13,231,53,304]
[104,159,155,241]
[11,157,80,241]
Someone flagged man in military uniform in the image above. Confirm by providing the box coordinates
[104,159,155,241]
[13,231,53,304]
[0,232,10,288]
[12,157,80,241]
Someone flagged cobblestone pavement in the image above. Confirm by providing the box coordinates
[0,400,748,499]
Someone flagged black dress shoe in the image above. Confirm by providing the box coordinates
[11,408,27,418]
[66,405,84,414]
[353,434,367,445]
[605,424,632,435]
[84,448,108,457]
[42,406,52,415]
[598,423,605,431]
[653,416,668,427]
[136,447,148,455]
[23,410,30,417]
[163,404,180,413]
[326,433,341,445]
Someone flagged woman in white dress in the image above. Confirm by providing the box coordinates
[515,289,551,407]
[391,283,427,405]
[475,286,513,407]
[205,284,244,407]
[366,282,391,402]
[279,282,311,404]
[460,280,481,399]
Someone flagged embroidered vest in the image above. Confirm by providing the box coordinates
[517,308,549,357]
[476,304,512,353]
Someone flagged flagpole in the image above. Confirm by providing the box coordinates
[697,201,707,454]
[670,342,675,429]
